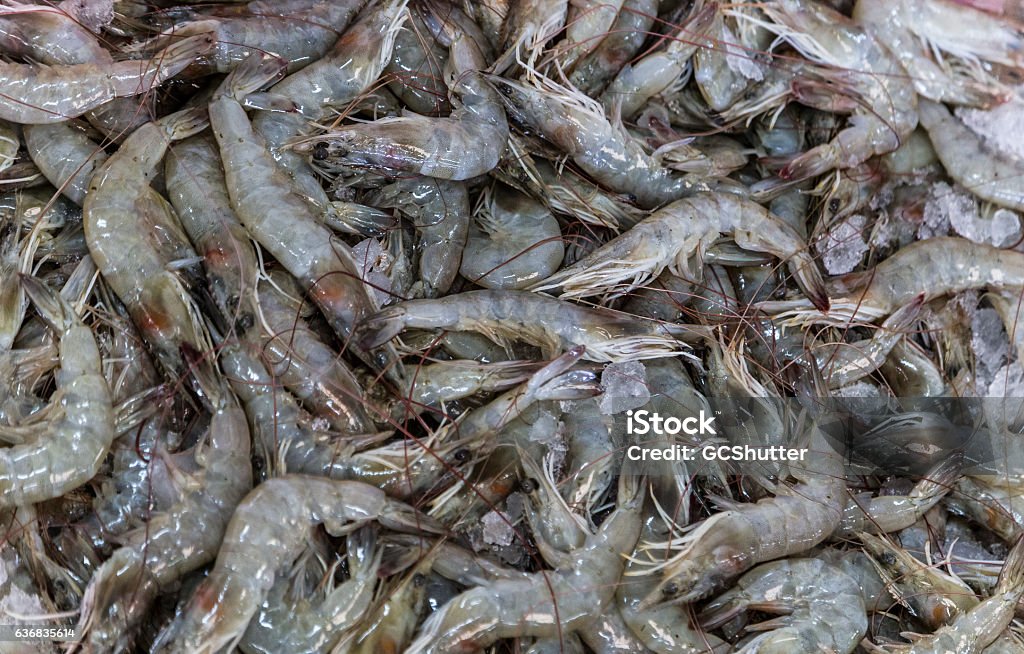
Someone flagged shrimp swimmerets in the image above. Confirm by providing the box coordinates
[532,193,829,312]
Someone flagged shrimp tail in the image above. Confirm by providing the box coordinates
[789,254,831,312]
[160,107,210,142]
[219,52,290,102]
[780,143,840,181]
[20,273,73,332]
[885,292,926,329]
[114,33,217,96]
[996,535,1024,595]
[357,305,407,349]
[378,499,445,534]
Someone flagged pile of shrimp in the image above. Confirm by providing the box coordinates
[4,0,1024,652]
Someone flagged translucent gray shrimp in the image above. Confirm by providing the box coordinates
[496,70,725,209]
[298,5,508,180]
[0,275,113,506]
[158,476,440,654]
[82,107,225,409]
[557,0,626,72]
[362,176,469,297]
[359,289,709,363]
[917,98,1024,212]
[406,474,642,654]
[699,558,867,654]
[0,120,15,174]
[399,358,542,413]
[238,526,380,654]
[601,4,714,119]
[492,0,567,74]
[0,34,213,124]
[459,183,563,290]
[813,294,924,389]
[533,193,829,312]
[76,403,252,652]
[251,0,406,219]
[209,53,400,379]
[567,0,658,96]
[750,0,918,180]
[385,5,452,115]
[23,121,108,206]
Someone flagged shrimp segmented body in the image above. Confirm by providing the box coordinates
[0,276,113,507]
[0,34,214,124]
[699,558,868,654]
[159,476,440,654]
[359,289,709,363]
[459,184,563,290]
[533,193,829,312]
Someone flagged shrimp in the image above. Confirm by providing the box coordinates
[0,34,213,124]
[0,275,113,506]
[859,532,979,629]
[854,0,1021,107]
[239,526,380,654]
[493,0,567,74]
[399,358,542,412]
[358,289,710,363]
[250,0,406,220]
[209,53,400,379]
[532,193,829,312]
[698,558,868,654]
[459,183,563,290]
[766,237,1024,324]
[157,476,440,654]
[297,4,508,181]
[76,403,252,652]
[136,0,369,76]
[869,537,1024,654]
[567,0,658,96]
[693,5,771,113]
[834,457,960,538]
[23,121,108,206]
[947,477,1024,543]
[342,548,433,654]
[385,5,452,116]
[631,421,847,604]
[557,0,626,72]
[748,0,918,181]
[362,177,469,297]
[405,473,642,654]
[813,293,924,389]
[0,120,15,173]
[917,98,1024,212]
[82,107,225,410]
[496,70,727,209]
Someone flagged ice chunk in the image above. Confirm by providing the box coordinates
[972,307,1009,388]
[481,510,515,547]
[919,182,965,240]
[351,238,393,308]
[989,208,1022,248]
[834,382,880,398]
[817,214,868,275]
[986,361,1024,398]
[598,361,650,415]
[957,95,1024,162]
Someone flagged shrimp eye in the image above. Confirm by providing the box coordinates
[520,478,538,493]
[413,573,427,587]
[662,581,680,597]
[880,552,897,565]
[828,198,841,213]
[453,448,470,462]
[235,313,254,333]
[312,142,330,160]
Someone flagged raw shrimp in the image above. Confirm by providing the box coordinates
[868,537,1024,654]
[0,34,213,124]
[399,358,542,411]
[632,422,847,604]
[250,0,406,219]
[158,476,440,654]
[23,121,108,206]
[917,98,1024,211]
[834,457,960,538]
[751,0,918,180]
[557,0,626,71]
[363,177,469,297]
[493,0,567,74]
[497,70,725,209]
[405,474,642,654]
[238,526,380,654]
[766,237,1024,324]
[0,120,15,173]
[209,53,399,378]
[76,403,252,652]
[359,289,710,363]
[699,558,867,654]
[693,5,770,114]
[0,276,113,506]
[459,183,563,290]
[947,477,1024,543]
[813,294,924,388]
[859,532,978,629]
[298,4,508,180]
[343,549,433,653]
[533,193,829,312]
[567,0,658,96]
[82,107,225,409]
[385,5,452,115]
